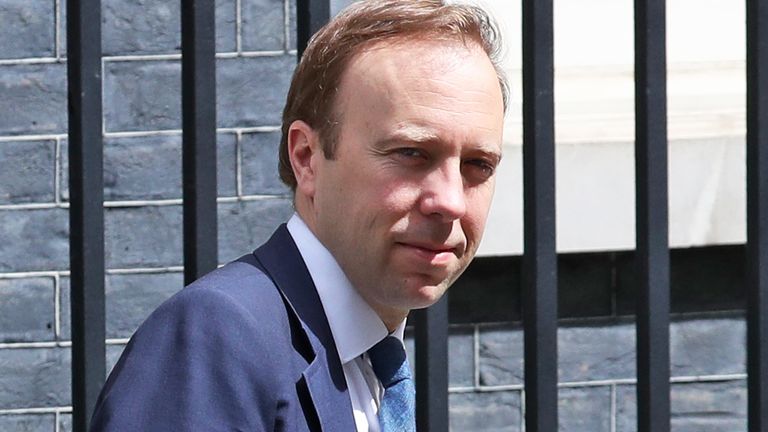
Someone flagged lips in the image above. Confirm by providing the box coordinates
[395,241,462,264]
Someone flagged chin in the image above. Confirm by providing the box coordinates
[403,279,451,309]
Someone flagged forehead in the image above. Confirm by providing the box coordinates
[333,38,504,142]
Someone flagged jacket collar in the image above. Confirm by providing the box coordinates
[253,224,356,432]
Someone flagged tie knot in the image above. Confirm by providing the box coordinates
[367,336,411,388]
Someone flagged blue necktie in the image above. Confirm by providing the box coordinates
[368,336,416,432]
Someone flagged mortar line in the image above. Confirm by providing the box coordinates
[473,324,481,388]
[0,341,69,349]
[0,133,67,142]
[236,130,244,197]
[0,270,66,279]
[610,383,617,432]
[0,407,68,415]
[101,125,280,138]
[236,0,243,53]
[54,137,62,205]
[0,57,61,66]
[54,273,62,340]
[284,0,291,52]
[520,388,526,432]
[55,0,62,59]
[0,203,61,210]
[106,266,184,275]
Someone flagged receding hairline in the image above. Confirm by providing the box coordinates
[325,34,506,138]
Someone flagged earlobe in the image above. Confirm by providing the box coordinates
[287,120,320,198]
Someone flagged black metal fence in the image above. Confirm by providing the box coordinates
[66,0,768,431]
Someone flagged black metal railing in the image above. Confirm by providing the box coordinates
[746,0,768,430]
[66,0,105,430]
[521,0,558,430]
[181,0,218,286]
[65,0,768,431]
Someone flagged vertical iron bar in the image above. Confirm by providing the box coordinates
[521,0,558,431]
[634,0,670,430]
[66,0,105,429]
[414,296,449,432]
[182,0,218,285]
[296,0,331,58]
[747,0,768,430]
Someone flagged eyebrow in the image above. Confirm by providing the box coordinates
[381,126,441,145]
[377,125,503,163]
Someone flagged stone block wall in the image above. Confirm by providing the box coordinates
[1,0,294,429]
[0,1,749,431]
[432,315,747,431]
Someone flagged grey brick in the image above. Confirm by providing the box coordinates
[104,60,181,132]
[448,326,475,388]
[478,323,523,386]
[0,0,55,59]
[105,273,182,338]
[616,381,747,432]
[60,0,236,56]
[0,413,55,432]
[402,325,473,387]
[558,321,636,382]
[215,0,238,52]
[670,381,747,432]
[104,56,293,132]
[449,391,521,432]
[614,385,637,432]
[0,140,55,204]
[107,343,126,374]
[480,321,636,385]
[60,133,237,201]
[559,387,611,432]
[0,208,69,272]
[218,133,238,196]
[0,64,67,135]
[218,198,293,263]
[241,0,285,51]
[0,348,70,409]
[0,277,54,343]
[217,55,294,128]
[103,0,181,55]
[60,272,183,340]
[59,414,71,432]
[241,131,289,195]
[105,206,184,268]
[670,316,745,377]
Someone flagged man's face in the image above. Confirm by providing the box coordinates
[301,39,504,328]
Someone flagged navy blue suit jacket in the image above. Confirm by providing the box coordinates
[89,225,357,431]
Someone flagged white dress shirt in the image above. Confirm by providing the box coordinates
[287,214,407,432]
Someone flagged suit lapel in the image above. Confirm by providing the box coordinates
[253,225,357,432]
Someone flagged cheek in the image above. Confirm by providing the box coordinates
[463,192,495,239]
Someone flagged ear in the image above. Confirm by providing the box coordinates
[287,120,321,199]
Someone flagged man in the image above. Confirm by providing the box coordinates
[89,1,507,430]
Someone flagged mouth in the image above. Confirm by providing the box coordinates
[395,241,461,264]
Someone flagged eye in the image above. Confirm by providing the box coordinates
[463,159,496,182]
[390,147,430,167]
[394,147,426,159]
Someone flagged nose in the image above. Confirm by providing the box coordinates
[418,163,467,221]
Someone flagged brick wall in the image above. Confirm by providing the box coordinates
[0,1,747,431]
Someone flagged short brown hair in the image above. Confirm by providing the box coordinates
[278,0,509,190]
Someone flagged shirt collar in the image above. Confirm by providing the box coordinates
[287,214,405,363]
